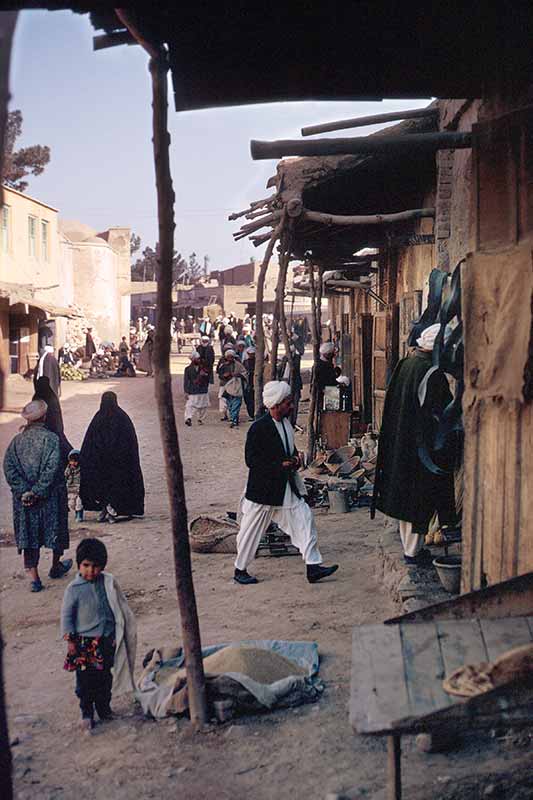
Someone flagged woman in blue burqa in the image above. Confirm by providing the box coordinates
[80,391,145,523]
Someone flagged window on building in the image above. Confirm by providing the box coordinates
[1,205,9,253]
[28,215,37,257]
[41,220,49,261]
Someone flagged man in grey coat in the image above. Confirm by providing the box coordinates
[3,399,72,591]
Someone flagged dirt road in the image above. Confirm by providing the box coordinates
[0,358,530,800]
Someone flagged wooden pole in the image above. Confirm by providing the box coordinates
[387,735,402,800]
[115,8,208,727]
[250,131,472,160]
[307,263,320,462]
[301,106,438,136]
[278,223,295,378]
[0,12,17,800]
[254,223,282,415]
[303,208,435,227]
[148,52,208,729]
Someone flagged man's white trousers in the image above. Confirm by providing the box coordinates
[235,496,323,570]
[399,520,424,557]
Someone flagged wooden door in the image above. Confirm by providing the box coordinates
[351,315,362,412]
[399,291,423,357]
[372,312,389,431]
[361,314,373,424]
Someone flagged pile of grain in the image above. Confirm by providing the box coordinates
[180,646,306,684]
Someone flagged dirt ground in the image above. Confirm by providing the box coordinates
[1,354,532,800]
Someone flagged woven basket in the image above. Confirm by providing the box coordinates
[190,516,239,554]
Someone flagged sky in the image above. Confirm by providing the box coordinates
[9,10,430,270]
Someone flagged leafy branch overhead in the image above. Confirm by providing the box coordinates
[3,110,50,192]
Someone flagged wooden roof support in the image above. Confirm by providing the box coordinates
[0,12,17,800]
[301,106,438,137]
[303,207,435,227]
[254,221,284,415]
[115,8,208,729]
[93,30,138,51]
[251,131,471,160]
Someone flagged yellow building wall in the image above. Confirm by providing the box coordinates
[1,186,61,303]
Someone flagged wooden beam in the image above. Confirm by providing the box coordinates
[303,208,435,227]
[254,221,283,415]
[250,131,471,160]
[114,8,161,59]
[116,8,208,729]
[93,30,137,51]
[0,12,17,799]
[301,107,438,136]
[148,52,208,729]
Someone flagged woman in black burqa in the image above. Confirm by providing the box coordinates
[80,391,145,522]
[33,376,73,466]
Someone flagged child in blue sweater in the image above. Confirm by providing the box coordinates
[61,538,136,731]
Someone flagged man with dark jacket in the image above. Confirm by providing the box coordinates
[372,323,457,565]
[197,335,215,384]
[234,380,338,585]
[85,328,96,360]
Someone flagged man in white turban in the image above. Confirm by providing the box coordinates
[234,381,339,585]
[315,340,337,406]
[35,345,61,397]
[372,323,457,565]
[183,351,210,426]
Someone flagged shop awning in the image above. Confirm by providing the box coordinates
[0,282,82,318]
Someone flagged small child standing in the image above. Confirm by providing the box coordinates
[61,538,136,731]
[65,449,84,522]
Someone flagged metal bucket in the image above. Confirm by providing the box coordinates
[328,489,350,513]
[433,555,462,593]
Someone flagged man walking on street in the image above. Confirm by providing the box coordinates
[234,380,338,585]
[183,351,210,426]
[197,335,215,387]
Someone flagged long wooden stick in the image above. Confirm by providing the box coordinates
[303,207,434,227]
[118,6,208,728]
[278,223,295,379]
[251,131,472,160]
[0,12,17,799]
[301,106,438,136]
[254,223,282,415]
[307,263,320,462]
[148,52,208,728]
[234,210,281,234]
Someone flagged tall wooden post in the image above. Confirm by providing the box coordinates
[0,12,18,799]
[277,224,295,376]
[307,263,321,461]
[148,52,208,728]
[253,223,282,415]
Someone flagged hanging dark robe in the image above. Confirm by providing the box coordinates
[372,349,456,532]
[80,391,145,516]
[33,376,73,466]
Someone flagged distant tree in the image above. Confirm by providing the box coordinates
[188,252,204,283]
[130,232,141,257]
[3,110,50,192]
[131,242,187,287]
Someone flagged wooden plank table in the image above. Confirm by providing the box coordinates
[350,617,533,799]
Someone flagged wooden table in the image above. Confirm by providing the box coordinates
[350,616,533,799]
